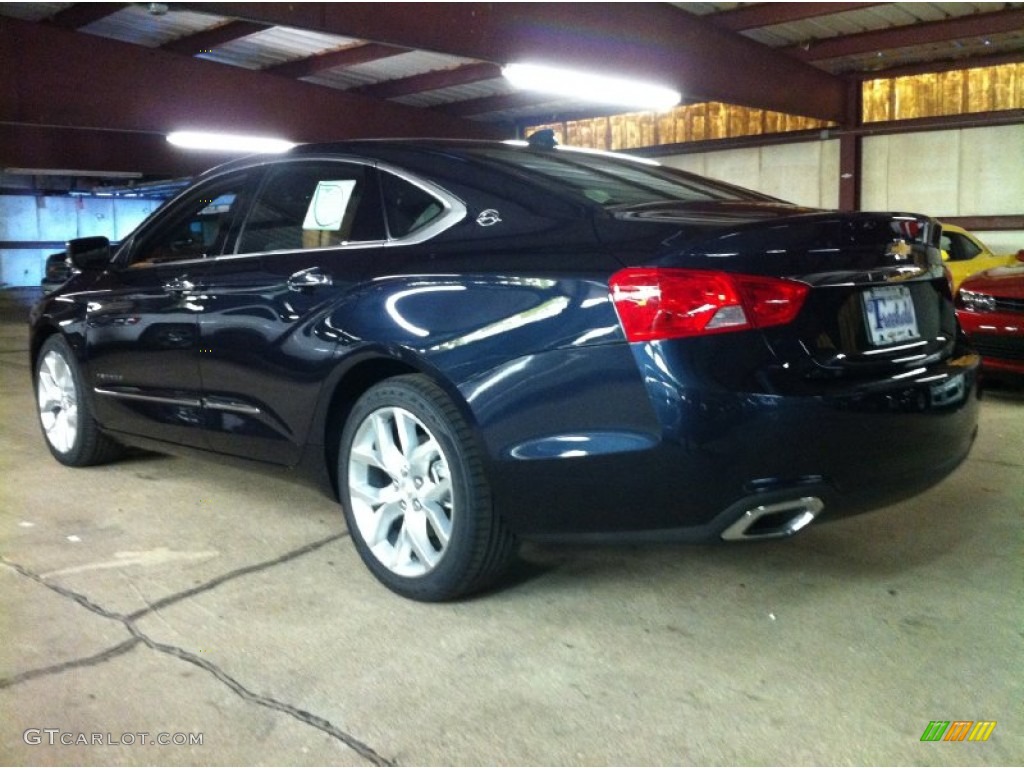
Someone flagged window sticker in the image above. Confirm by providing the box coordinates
[302,180,357,231]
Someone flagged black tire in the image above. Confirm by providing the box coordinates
[35,335,122,467]
[338,374,516,601]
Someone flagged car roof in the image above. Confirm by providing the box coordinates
[295,137,504,154]
[200,137,635,175]
[192,137,781,208]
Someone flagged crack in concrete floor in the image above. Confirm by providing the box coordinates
[0,533,394,767]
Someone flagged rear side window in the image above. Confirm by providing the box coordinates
[465,146,764,208]
[237,162,385,254]
[381,172,444,239]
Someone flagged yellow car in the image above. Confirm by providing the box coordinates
[941,223,1015,292]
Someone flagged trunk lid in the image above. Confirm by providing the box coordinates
[600,208,957,379]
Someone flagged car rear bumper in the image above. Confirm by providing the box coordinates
[478,346,981,540]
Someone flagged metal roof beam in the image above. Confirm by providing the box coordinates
[851,50,1024,79]
[707,2,885,32]
[354,63,502,99]
[437,92,543,118]
[183,2,851,123]
[0,123,226,178]
[265,43,410,79]
[161,20,270,56]
[790,7,1024,62]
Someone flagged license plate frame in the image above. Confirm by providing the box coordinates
[862,285,920,346]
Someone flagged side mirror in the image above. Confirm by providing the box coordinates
[940,250,950,262]
[1016,249,1024,264]
[66,236,111,271]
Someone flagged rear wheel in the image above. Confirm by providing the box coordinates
[35,335,121,466]
[338,375,516,601]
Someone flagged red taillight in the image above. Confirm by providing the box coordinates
[609,268,809,342]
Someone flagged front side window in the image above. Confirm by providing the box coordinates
[236,162,385,254]
[127,175,249,266]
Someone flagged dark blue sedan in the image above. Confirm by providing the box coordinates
[30,136,979,600]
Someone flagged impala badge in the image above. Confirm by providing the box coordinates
[476,209,502,227]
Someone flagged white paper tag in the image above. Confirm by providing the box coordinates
[302,180,357,231]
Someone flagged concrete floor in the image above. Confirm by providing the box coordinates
[0,287,1021,766]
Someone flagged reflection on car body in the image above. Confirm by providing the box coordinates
[41,252,71,294]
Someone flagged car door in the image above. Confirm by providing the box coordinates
[86,171,253,447]
[197,159,390,464]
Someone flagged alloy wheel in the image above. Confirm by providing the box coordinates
[347,405,454,577]
[37,349,79,454]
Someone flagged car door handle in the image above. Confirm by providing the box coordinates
[163,277,196,293]
[288,267,333,291]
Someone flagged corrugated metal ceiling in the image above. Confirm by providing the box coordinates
[308,50,482,91]
[389,78,514,109]
[2,2,1022,124]
[197,25,363,70]
[823,28,1024,73]
[738,2,1020,47]
[81,5,225,48]
[679,2,1024,74]
[0,2,72,21]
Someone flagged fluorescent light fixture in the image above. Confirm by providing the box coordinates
[503,63,681,112]
[167,131,296,153]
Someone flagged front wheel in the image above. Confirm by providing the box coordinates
[35,335,122,466]
[338,375,516,601]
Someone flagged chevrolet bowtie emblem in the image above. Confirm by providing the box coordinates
[886,239,913,260]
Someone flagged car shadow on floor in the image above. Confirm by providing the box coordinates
[488,465,1010,599]
[982,377,1024,401]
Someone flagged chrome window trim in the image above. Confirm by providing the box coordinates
[96,388,262,416]
[123,240,389,270]
[203,397,262,415]
[94,388,202,408]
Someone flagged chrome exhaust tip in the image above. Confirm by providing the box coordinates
[721,496,824,541]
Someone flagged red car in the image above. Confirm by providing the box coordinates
[956,252,1024,377]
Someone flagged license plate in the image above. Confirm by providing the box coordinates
[862,285,919,346]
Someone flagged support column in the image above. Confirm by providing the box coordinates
[838,82,862,212]
[838,132,861,212]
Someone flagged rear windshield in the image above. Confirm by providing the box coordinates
[464,146,769,208]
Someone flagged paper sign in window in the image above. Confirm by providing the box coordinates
[302,180,357,231]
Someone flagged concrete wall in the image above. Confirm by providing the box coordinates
[660,140,841,210]
[658,123,1023,254]
[862,123,1023,255]
[0,196,159,286]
